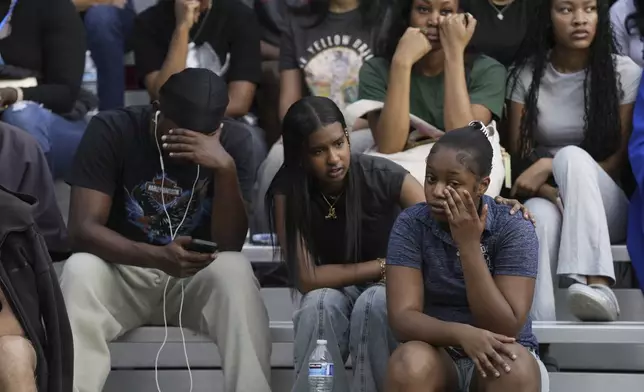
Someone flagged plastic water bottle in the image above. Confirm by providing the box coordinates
[308,339,334,392]
[82,51,98,95]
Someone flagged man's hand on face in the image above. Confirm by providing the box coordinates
[161,127,235,171]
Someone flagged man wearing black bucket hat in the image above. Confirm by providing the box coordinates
[59,68,271,392]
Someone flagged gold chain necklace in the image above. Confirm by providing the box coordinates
[321,192,343,220]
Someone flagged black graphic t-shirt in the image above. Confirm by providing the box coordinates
[68,106,215,245]
[279,8,375,110]
[271,154,408,264]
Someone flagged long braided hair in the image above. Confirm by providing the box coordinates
[507,0,623,161]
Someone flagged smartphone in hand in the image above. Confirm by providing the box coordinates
[184,239,218,254]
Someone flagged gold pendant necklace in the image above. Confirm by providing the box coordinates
[321,192,343,220]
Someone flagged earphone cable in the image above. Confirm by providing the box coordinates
[152,111,199,392]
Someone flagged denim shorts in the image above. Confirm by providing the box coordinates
[451,348,550,392]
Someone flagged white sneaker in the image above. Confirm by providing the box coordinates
[567,283,620,322]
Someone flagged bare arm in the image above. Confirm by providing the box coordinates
[68,187,160,267]
[387,265,464,344]
[279,69,303,121]
[507,99,556,198]
[73,0,109,12]
[226,81,256,118]
[385,208,468,345]
[506,100,524,155]
[370,59,413,154]
[443,53,492,131]
[600,103,634,178]
[211,164,248,251]
[352,118,369,131]
[274,195,381,293]
[144,25,190,101]
[458,243,535,337]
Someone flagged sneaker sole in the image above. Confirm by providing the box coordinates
[568,290,617,322]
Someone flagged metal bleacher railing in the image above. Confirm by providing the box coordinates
[103,243,644,392]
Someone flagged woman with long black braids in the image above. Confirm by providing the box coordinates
[269,96,533,392]
[506,0,640,325]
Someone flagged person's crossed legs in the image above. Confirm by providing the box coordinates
[386,340,545,392]
[0,288,37,392]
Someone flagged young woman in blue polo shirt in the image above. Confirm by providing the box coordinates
[385,122,549,392]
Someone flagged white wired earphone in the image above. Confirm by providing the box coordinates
[152,110,201,392]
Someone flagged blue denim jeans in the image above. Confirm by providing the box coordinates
[292,284,397,392]
[2,102,87,179]
[84,1,136,110]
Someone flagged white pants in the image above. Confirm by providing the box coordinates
[60,252,272,392]
[527,146,629,321]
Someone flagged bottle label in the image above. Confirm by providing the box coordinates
[308,362,334,376]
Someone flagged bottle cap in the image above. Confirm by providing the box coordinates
[316,339,327,345]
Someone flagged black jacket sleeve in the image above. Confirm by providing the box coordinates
[22,0,86,113]
[0,123,68,253]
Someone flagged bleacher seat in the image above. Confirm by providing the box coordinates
[99,244,644,392]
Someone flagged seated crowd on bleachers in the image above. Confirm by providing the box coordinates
[1,0,644,391]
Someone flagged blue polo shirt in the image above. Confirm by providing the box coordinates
[386,195,539,351]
